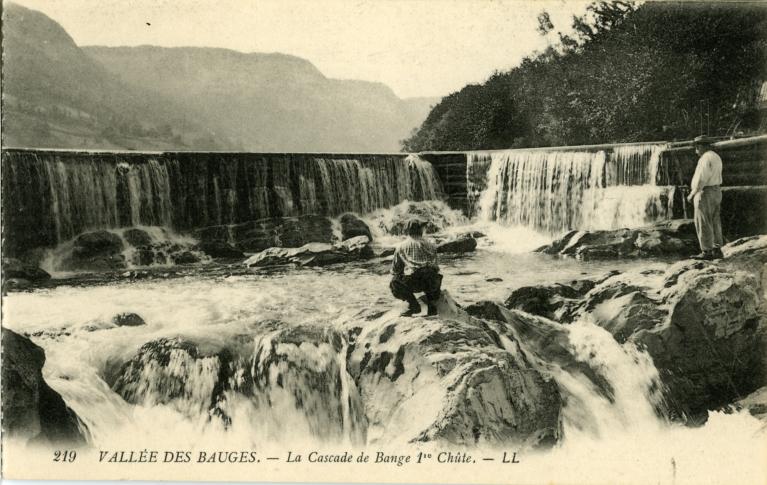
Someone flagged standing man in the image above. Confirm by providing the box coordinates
[687,135,724,260]
[390,219,443,317]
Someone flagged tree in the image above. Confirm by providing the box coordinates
[401,1,767,152]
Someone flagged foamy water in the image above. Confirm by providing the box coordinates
[3,208,765,484]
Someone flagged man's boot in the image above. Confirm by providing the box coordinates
[712,247,724,259]
[426,304,438,317]
[692,251,714,261]
[400,300,421,317]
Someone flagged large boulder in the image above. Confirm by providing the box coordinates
[370,200,464,236]
[520,236,767,420]
[631,259,767,419]
[538,219,699,260]
[111,338,233,418]
[112,327,366,443]
[339,213,373,241]
[63,230,126,271]
[345,294,562,446]
[436,236,477,254]
[503,271,618,322]
[122,228,153,247]
[244,236,374,268]
[1,328,87,445]
[2,258,51,282]
[251,325,366,443]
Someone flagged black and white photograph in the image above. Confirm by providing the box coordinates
[1,1,766,484]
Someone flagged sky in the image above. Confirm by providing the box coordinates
[11,0,592,99]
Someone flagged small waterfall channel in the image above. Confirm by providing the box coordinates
[467,143,675,234]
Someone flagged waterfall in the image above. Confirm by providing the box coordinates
[469,144,674,234]
[2,151,444,253]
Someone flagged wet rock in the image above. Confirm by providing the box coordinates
[277,215,335,247]
[631,262,767,419]
[502,272,620,322]
[122,228,152,247]
[3,258,51,282]
[132,248,156,266]
[339,213,373,241]
[195,241,245,259]
[171,251,201,264]
[347,293,562,447]
[112,338,230,417]
[64,230,126,271]
[244,236,374,268]
[504,284,583,322]
[458,231,486,239]
[72,230,124,258]
[436,236,477,254]
[538,220,699,260]
[112,313,146,327]
[113,328,364,442]
[375,201,463,236]
[3,278,32,291]
[734,387,767,421]
[252,325,365,442]
[1,328,87,445]
[572,282,666,343]
[377,247,396,258]
[500,237,767,420]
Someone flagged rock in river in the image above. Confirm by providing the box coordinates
[345,293,562,447]
[1,328,87,445]
[436,236,477,254]
[537,219,699,260]
[244,235,374,268]
[63,230,126,271]
[514,236,767,420]
[339,213,373,242]
[3,258,51,282]
[112,312,146,327]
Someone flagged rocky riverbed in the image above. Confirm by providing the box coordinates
[2,202,766,479]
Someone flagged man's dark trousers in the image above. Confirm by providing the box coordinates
[390,267,442,310]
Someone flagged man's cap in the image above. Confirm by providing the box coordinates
[693,135,716,146]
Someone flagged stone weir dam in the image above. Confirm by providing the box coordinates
[2,136,766,257]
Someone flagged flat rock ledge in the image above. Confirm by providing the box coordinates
[537,219,699,260]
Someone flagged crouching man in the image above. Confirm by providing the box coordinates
[390,220,443,317]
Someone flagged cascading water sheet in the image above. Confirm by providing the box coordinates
[2,151,444,253]
[469,143,674,233]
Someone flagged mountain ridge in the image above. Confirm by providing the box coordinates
[2,2,440,152]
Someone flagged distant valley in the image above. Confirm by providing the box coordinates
[1,2,439,152]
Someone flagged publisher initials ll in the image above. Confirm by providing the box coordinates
[502,452,520,464]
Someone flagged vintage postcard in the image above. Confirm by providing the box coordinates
[1,0,766,484]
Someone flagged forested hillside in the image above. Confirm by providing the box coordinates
[403,1,767,151]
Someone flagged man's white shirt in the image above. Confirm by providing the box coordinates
[691,150,723,194]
